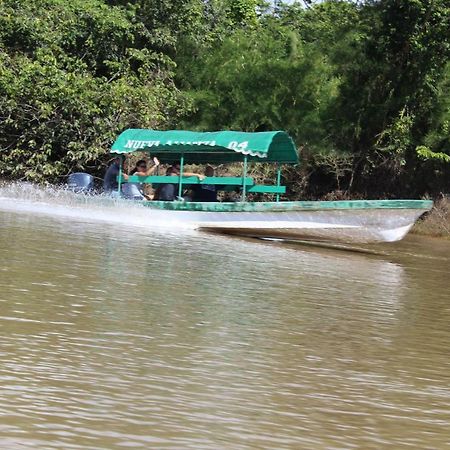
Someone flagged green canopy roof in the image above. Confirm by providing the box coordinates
[111,129,298,164]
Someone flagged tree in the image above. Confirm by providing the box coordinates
[0,0,191,182]
[330,0,450,195]
[178,24,339,150]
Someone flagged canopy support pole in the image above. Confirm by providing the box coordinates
[117,155,124,196]
[178,154,184,199]
[242,156,248,202]
[276,163,281,202]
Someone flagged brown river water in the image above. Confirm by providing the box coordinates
[0,184,449,449]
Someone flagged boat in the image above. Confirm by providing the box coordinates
[100,129,432,244]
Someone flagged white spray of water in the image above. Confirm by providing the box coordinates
[0,182,197,233]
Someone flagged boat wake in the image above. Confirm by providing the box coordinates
[0,182,197,233]
[0,182,432,248]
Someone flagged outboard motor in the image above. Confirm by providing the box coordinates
[67,173,95,193]
[121,183,146,200]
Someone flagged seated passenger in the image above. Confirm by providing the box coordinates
[192,165,220,202]
[126,157,160,199]
[132,157,160,176]
[170,162,206,179]
[130,159,147,175]
[155,166,178,201]
[154,165,205,201]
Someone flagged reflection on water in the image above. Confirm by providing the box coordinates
[0,185,449,449]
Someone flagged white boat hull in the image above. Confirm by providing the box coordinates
[143,200,432,244]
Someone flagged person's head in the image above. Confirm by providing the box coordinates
[205,165,215,177]
[111,156,121,166]
[171,162,181,172]
[135,159,147,171]
[166,166,178,176]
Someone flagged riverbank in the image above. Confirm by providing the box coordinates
[412,198,450,239]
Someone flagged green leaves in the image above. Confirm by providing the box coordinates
[416,146,450,163]
[0,0,192,183]
[178,27,339,155]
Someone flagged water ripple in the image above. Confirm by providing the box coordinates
[0,191,449,449]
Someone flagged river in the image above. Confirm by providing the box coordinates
[1,184,449,449]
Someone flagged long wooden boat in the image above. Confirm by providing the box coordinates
[106,129,432,244]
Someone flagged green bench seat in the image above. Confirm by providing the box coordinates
[118,175,285,195]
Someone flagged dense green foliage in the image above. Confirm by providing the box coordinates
[0,0,449,197]
[0,0,191,180]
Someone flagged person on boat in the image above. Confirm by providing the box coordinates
[192,165,220,202]
[154,165,205,201]
[169,161,206,179]
[131,157,160,176]
[103,157,128,193]
[125,158,160,199]
[129,159,147,175]
[154,166,178,201]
